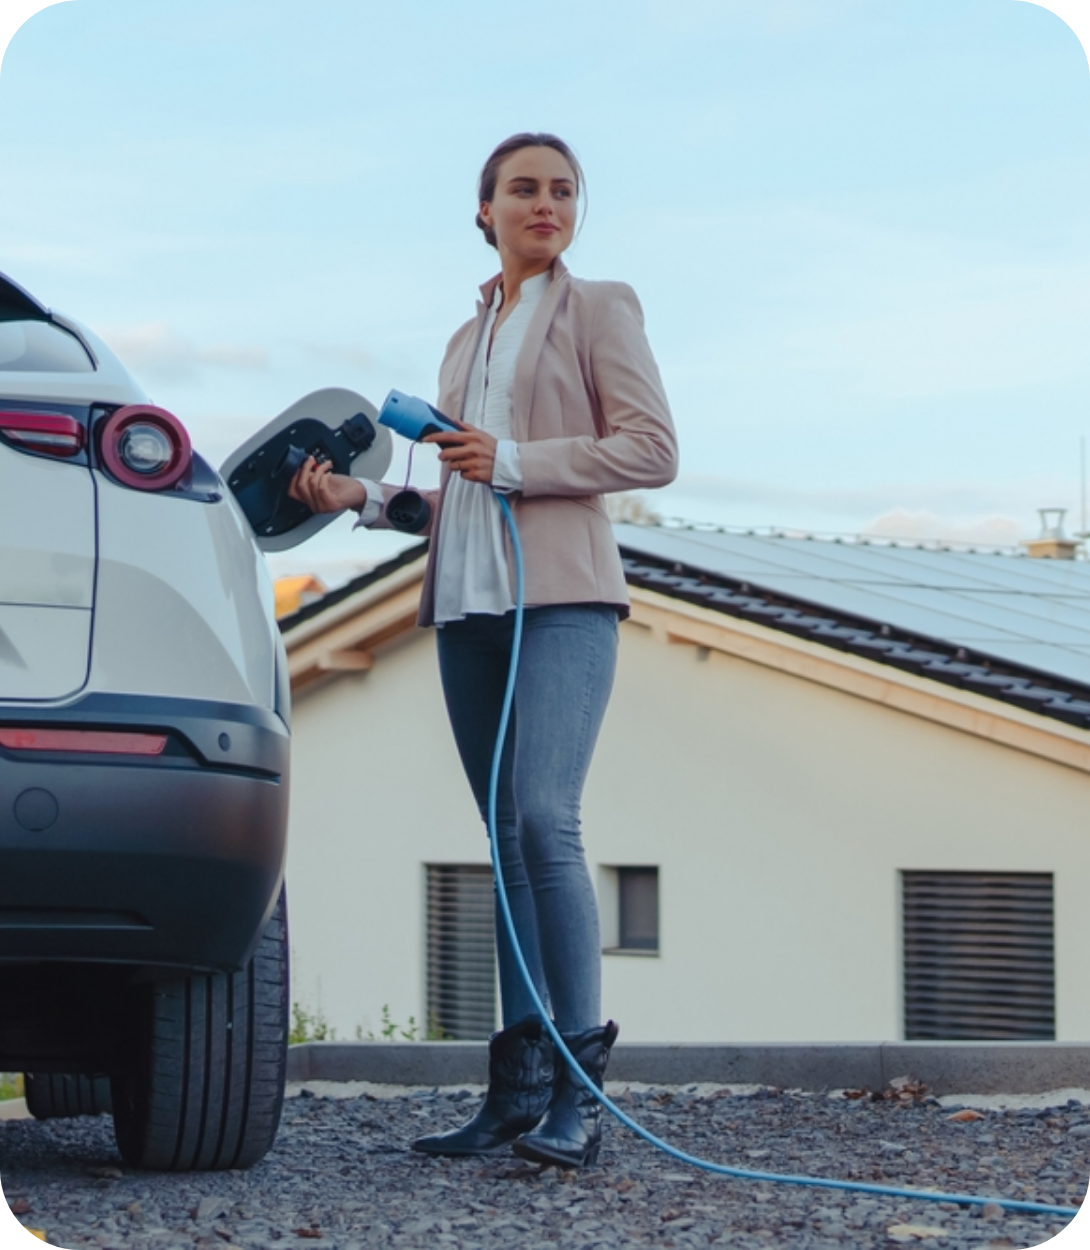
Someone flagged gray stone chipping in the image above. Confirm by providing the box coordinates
[2,1080,1087,1249]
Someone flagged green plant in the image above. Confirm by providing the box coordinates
[362,1004,453,1041]
[365,1004,417,1041]
[289,1002,336,1045]
[0,1073,24,1101]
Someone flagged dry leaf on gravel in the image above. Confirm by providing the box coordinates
[882,1076,930,1103]
[887,1223,948,1241]
[8,1199,31,1215]
[843,1077,930,1103]
[946,1109,985,1122]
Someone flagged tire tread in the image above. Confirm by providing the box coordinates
[111,888,288,1171]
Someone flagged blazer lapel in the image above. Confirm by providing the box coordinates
[511,260,569,441]
[444,276,498,421]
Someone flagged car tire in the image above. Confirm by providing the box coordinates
[24,1072,113,1119]
[111,886,289,1171]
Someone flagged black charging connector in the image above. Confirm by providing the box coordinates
[385,488,432,534]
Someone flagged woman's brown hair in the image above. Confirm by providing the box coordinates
[476,133,584,248]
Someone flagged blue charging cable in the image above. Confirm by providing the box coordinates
[489,493,1078,1221]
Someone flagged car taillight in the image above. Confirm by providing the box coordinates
[0,728,168,755]
[99,405,191,490]
[0,410,85,457]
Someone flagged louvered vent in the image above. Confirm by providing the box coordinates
[903,871,1054,1040]
[426,865,496,1040]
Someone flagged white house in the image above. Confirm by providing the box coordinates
[280,526,1090,1045]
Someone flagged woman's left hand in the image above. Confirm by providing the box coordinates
[425,425,497,484]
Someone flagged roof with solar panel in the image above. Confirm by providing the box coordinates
[614,521,1090,733]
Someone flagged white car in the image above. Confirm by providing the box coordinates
[0,270,290,1170]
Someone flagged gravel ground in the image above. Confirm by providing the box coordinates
[2,1080,1087,1249]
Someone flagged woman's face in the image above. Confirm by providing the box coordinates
[480,146,578,269]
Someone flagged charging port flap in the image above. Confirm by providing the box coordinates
[220,388,392,552]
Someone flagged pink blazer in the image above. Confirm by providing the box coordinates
[373,259,678,626]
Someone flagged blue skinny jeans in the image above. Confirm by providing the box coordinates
[436,604,618,1034]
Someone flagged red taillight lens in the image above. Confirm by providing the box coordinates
[0,410,85,457]
[0,728,167,755]
[99,405,192,490]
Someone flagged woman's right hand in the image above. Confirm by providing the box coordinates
[288,457,369,514]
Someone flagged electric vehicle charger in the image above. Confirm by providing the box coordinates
[374,390,466,533]
[382,391,1079,1221]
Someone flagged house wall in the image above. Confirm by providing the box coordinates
[285,617,1090,1043]
[286,626,486,1041]
[590,622,1090,1042]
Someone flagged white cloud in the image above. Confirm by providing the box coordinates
[653,472,1079,543]
[860,509,1026,547]
[99,321,268,382]
[0,242,97,269]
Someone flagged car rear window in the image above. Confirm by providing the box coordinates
[0,319,94,373]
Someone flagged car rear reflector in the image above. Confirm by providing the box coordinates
[99,404,192,490]
[0,728,168,756]
[0,410,85,457]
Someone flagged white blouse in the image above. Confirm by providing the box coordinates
[357,270,548,624]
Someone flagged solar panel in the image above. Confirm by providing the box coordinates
[616,525,1090,687]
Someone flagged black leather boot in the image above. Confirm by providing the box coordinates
[411,1017,556,1156]
[511,1020,619,1168]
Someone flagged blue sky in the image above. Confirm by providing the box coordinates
[2,0,1089,580]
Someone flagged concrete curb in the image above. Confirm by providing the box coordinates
[287,1041,1090,1095]
[0,1097,29,1121]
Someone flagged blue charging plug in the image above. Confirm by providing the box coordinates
[374,390,462,534]
[378,389,460,442]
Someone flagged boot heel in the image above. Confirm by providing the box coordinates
[513,1022,618,1170]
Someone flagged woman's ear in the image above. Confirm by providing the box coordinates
[479,201,493,229]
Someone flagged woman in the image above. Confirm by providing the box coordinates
[290,133,677,1168]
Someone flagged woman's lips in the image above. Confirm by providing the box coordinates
[529,223,560,234]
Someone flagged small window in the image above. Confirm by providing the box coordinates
[425,864,496,1040]
[902,871,1054,1040]
[600,866,659,955]
[0,320,94,373]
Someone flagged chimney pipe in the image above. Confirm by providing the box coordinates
[1024,508,1078,560]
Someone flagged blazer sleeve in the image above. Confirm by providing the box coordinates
[361,481,441,536]
[518,282,678,497]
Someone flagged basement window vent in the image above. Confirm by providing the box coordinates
[902,871,1054,1041]
[426,864,496,1040]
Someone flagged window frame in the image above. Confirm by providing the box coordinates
[599,864,660,957]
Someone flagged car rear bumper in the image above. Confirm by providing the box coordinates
[0,694,289,973]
